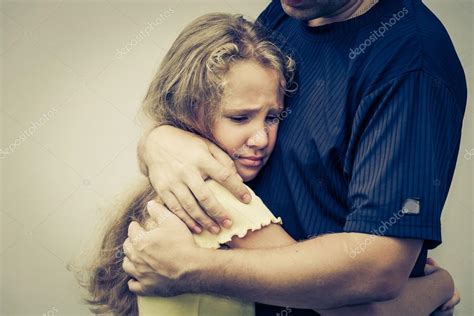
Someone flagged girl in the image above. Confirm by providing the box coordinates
[80,13,456,316]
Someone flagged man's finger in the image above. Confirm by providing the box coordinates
[157,190,202,233]
[123,238,133,259]
[128,221,147,244]
[201,154,251,204]
[122,257,139,279]
[147,200,173,224]
[441,289,460,311]
[128,279,146,295]
[123,237,146,265]
[426,257,439,267]
[207,141,238,175]
[423,263,438,275]
[169,183,220,233]
[184,172,233,229]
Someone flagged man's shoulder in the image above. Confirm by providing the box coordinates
[354,0,466,104]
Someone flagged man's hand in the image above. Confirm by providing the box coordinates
[122,200,201,296]
[432,288,460,316]
[425,258,460,316]
[138,125,251,234]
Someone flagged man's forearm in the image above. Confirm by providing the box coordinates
[319,269,454,315]
[187,232,421,310]
[137,126,159,176]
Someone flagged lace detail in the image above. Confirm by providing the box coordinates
[192,180,282,249]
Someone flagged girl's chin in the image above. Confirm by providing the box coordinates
[241,175,256,182]
[235,160,267,182]
[237,170,258,182]
[237,168,259,182]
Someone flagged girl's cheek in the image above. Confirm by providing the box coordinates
[223,130,246,158]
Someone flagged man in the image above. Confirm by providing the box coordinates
[123,0,466,314]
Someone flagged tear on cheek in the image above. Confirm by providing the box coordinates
[231,145,250,160]
[231,150,240,160]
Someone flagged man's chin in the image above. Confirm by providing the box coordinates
[281,5,324,21]
[280,0,351,21]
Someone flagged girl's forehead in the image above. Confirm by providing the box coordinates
[221,62,283,106]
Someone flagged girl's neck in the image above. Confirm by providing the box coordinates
[308,0,379,27]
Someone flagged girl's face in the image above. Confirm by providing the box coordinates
[212,60,284,182]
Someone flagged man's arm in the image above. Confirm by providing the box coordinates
[123,206,422,310]
[227,224,456,315]
[189,232,422,309]
[137,126,157,176]
[319,267,455,316]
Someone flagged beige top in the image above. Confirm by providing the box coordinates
[138,179,282,316]
[192,179,282,248]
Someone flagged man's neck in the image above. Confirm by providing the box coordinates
[308,0,379,27]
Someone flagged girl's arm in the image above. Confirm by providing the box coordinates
[226,224,454,315]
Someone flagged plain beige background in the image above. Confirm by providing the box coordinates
[1,0,472,315]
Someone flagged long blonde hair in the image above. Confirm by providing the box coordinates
[79,13,295,316]
[142,13,295,140]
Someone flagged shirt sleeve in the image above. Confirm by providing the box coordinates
[192,179,282,249]
[343,70,466,248]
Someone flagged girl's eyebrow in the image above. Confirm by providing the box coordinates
[224,106,261,114]
[224,104,283,115]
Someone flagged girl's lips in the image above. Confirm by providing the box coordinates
[238,157,264,167]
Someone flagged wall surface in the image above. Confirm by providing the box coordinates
[1,1,472,315]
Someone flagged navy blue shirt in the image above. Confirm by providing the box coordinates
[249,0,467,314]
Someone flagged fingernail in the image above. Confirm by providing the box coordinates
[210,225,220,234]
[222,219,232,228]
[193,226,202,234]
[242,193,251,203]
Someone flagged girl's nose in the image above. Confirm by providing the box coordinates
[246,125,269,149]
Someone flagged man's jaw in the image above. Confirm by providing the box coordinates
[281,0,375,27]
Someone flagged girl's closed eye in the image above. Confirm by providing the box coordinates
[265,110,283,125]
[229,116,249,123]
[265,114,278,122]
[228,110,282,124]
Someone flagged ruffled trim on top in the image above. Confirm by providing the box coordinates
[192,180,282,249]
